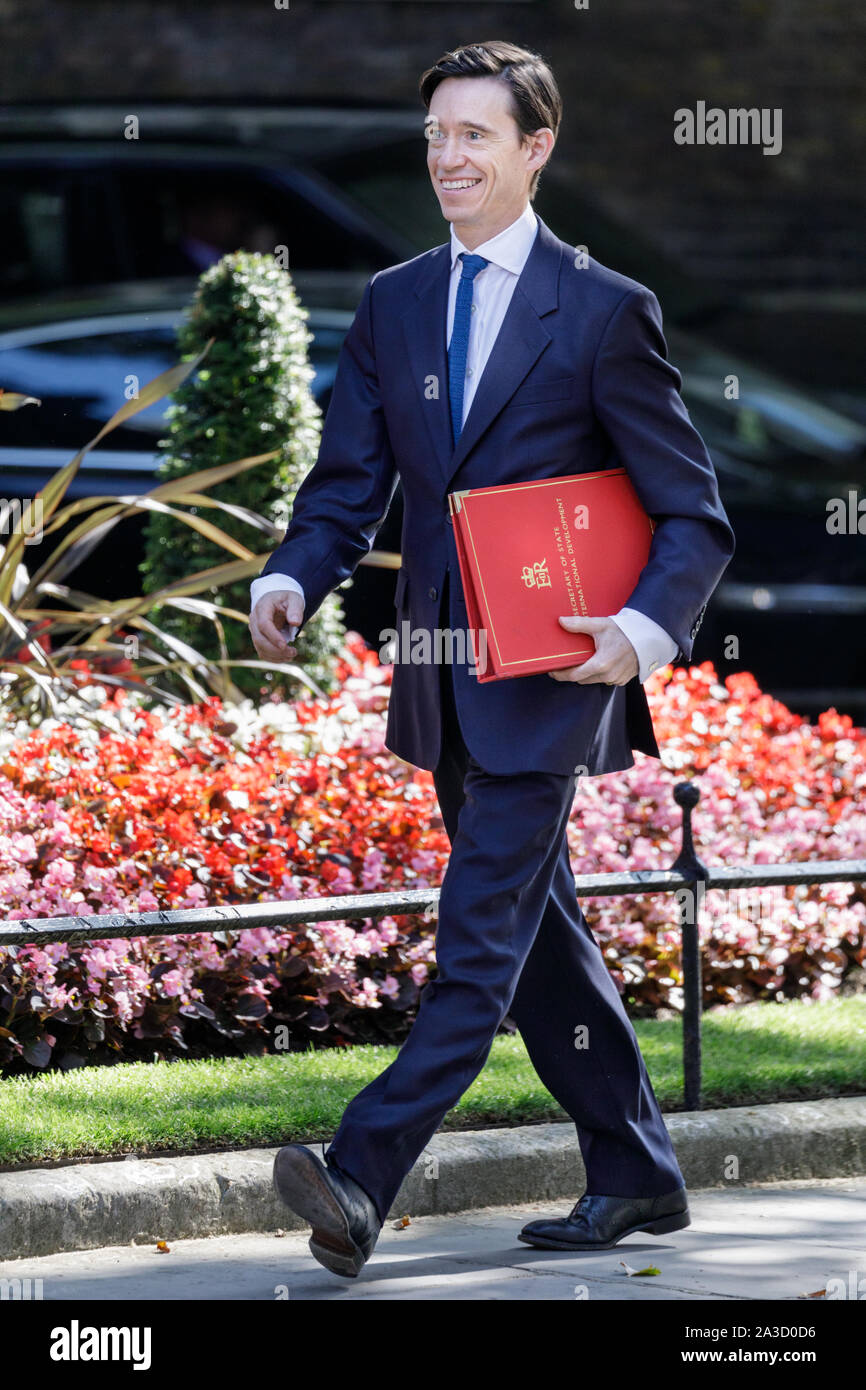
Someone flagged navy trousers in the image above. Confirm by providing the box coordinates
[327,581,684,1223]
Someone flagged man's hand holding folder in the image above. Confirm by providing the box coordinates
[551,614,639,687]
[448,467,654,685]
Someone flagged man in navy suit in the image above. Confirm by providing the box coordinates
[251,40,735,1278]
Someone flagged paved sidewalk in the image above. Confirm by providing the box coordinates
[3,1096,865,1261]
[2,1179,863,1301]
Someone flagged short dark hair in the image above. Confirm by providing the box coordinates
[419,40,562,199]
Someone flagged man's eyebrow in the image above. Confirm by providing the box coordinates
[423,117,495,133]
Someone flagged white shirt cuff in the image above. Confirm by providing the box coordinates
[610,607,679,683]
[250,573,305,641]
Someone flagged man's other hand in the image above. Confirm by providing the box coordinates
[250,591,306,663]
[549,615,639,686]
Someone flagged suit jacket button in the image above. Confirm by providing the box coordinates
[428,586,438,601]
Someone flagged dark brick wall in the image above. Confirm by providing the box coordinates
[1,0,863,290]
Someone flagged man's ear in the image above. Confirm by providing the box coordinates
[528,126,555,167]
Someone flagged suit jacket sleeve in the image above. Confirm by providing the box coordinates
[591,286,736,662]
[256,273,399,634]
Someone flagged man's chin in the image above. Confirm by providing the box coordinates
[438,202,482,225]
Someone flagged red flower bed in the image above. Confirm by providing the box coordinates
[0,639,863,1073]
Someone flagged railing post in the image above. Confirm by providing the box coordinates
[671,781,709,1111]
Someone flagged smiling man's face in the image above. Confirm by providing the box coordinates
[425,75,553,249]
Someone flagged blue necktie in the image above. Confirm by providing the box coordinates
[448,252,489,442]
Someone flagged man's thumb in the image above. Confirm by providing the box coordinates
[558,614,603,630]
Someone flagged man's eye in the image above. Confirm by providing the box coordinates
[425,128,443,142]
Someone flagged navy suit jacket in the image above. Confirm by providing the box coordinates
[258,215,736,775]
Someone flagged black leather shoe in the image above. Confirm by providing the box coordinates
[518,1187,690,1251]
[273,1144,382,1277]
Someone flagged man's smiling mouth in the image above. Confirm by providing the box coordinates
[440,177,482,190]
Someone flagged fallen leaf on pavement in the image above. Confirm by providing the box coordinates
[618,1260,661,1277]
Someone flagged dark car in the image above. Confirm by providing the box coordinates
[0,136,415,305]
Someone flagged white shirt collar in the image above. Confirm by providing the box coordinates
[449,202,538,275]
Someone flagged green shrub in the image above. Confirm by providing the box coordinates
[0,346,316,717]
[140,251,346,698]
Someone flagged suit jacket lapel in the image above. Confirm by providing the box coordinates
[401,244,454,475]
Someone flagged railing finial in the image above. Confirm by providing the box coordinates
[672,780,709,882]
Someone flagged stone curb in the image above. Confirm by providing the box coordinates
[1,1095,865,1261]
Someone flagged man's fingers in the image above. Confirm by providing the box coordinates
[256,596,304,639]
[549,655,635,684]
[258,613,293,648]
[250,615,295,662]
[550,614,638,683]
[250,592,304,662]
[251,612,287,649]
[549,658,608,683]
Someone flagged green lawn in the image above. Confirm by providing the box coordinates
[1,996,864,1166]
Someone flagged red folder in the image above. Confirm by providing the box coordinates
[447,468,655,682]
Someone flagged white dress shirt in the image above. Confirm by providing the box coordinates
[250,202,678,679]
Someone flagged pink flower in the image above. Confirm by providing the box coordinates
[0,646,862,1065]
[159,970,186,999]
[351,978,381,1009]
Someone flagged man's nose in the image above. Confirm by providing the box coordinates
[436,138,468,169]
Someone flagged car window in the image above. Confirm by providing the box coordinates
[0,318,344,455]
[0,172,122,297]
[109,168,387,278]
[0,324,179,451]
[0,161,397,302]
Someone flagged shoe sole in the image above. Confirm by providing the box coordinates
[273,1145,368,1278]
[517,1207,691,1251]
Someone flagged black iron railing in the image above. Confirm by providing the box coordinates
[1,783,864,1110]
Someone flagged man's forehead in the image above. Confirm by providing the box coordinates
[425,79,511,121]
